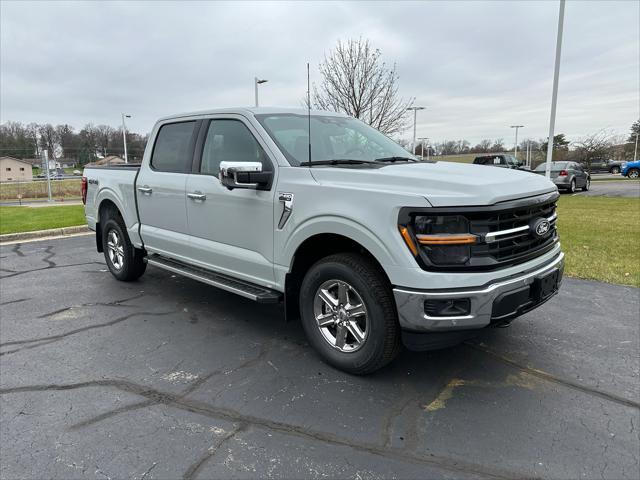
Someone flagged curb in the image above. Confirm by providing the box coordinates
[0,225,90,244]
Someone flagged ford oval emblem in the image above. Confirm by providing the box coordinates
[532,219,551,237]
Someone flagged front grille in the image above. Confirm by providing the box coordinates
[466,197,558,268]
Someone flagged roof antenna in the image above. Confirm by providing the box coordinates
[307,62,312,164]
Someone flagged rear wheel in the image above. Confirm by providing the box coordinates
[102,216,146,281]
[582,178,590,191]
[299,253,401,374]
[628,168,639,179]
[568,179,576,193]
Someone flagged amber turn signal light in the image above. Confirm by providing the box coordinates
[398,226,419,256]
[416,234,477,245]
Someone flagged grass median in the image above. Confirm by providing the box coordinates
[0,205,86,235]
[556,195,639,287]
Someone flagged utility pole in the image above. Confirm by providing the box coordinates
[254,77,268,107]
[121,113,131,163]
[407,106,425,154]
[510,125,524,160]
[634,132,639,161]
[545,0,565,179]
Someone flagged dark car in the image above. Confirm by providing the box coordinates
[533,161,590,193]
[473,154,522,169]
[580,158,623,174]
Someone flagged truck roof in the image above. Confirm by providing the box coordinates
[158,107,348,122]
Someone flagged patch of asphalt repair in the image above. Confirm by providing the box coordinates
[0,235,638,479]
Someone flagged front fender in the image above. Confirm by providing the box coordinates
[279,214,412,272]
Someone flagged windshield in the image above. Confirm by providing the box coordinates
[534,162,567,172]
[255,113,415,166]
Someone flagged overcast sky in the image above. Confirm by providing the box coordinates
[1,0,638,146]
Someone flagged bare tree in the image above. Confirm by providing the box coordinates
[311,38,414,135]
[573,129,616,170]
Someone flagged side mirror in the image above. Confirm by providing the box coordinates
[219,161,272,190]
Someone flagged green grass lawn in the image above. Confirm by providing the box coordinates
[556,196,639,287]
[0,205,86,235]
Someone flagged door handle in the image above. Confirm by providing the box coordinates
[137,186,152,194]
[187,192,206,201]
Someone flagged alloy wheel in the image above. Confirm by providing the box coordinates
[106,229,125,270]
[313,280,368,352]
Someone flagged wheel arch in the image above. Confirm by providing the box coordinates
[284,232,393,322]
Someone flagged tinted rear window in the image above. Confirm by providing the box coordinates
[474,156,503,165]
[151,121,197,172]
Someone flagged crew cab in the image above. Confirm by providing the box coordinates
[83,108,564,374]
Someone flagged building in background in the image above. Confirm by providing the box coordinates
[0,156,33,182]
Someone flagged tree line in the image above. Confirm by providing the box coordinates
[0,121,148,165]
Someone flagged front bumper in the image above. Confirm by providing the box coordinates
[393,252,564,332]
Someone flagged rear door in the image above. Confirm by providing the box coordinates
[136,120,199,258]
[185,116,276,286]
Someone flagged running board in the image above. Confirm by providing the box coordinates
[146,255,282,303]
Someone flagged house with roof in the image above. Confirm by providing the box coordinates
[0,156,34,182]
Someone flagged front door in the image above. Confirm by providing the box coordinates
[136,120,198,258]
[185,117,276,287]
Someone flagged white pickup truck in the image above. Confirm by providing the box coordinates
[83,107,564,374]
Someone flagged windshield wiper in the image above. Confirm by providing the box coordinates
[374,156,417,163]
[299,159,378,166]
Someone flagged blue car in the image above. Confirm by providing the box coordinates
[621,160,640,178]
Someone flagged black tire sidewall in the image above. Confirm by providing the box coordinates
[569,179,576,193]
[299,258,392,373]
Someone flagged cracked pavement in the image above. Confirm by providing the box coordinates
[1,236,638,479]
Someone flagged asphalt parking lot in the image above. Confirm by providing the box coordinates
[1,235,639,479]
[581,179,640,197]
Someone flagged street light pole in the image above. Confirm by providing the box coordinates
[254,77,268,107]
[406,106,425,154]
[545,0,565,179]
[418,137,429,160]
[121,113,131,163]
[510,125,524,160]
[634,132,639,162]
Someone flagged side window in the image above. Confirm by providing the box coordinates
[200,119,271,176]
[151,121,196,172]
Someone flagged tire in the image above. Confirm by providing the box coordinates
[568,179,576,193]
[299,253,401,374]
[610,166,620,175]
[102,215,146,281]
[628,168,639,179]
[582,177,590,191]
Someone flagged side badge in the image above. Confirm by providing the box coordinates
[278,192,294,229]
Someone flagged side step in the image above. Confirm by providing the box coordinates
[146,254,282,303]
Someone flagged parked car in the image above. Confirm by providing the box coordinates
[473,154,522,169]
[83,107,563,374]
[620,160,640,178]
[533,161,590,193]
[580,158,623,174]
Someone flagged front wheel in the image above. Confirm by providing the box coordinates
[102,217,146,281]
[610,166,620,174]
[582,178,590,191]
[628,168,639,179]
[299,253,401,374]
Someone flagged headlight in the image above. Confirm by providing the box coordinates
[400,215,477,266]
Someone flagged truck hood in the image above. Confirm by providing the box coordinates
[309,161,557,207]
